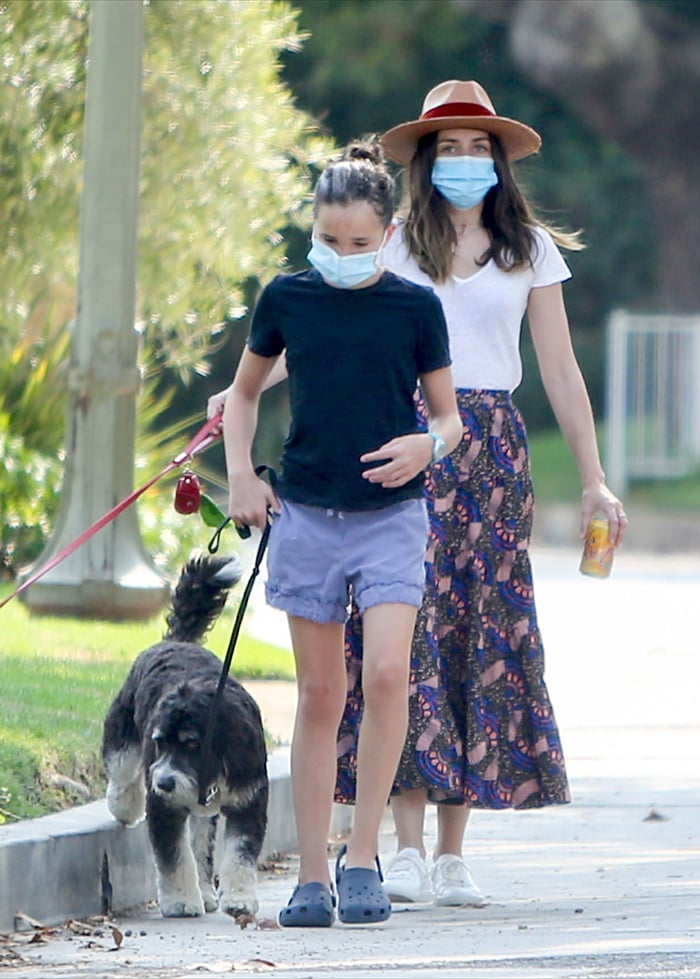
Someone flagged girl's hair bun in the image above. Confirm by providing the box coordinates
[315,134,394,226]
[343,135,385,168]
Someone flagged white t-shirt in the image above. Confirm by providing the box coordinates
[381,223,571,392]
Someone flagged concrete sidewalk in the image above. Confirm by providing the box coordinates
[1,546,699,977]
[2,775,698,978]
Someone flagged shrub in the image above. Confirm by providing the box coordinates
[0,414,64,577]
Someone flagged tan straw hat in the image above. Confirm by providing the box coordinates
[381,80,542,165]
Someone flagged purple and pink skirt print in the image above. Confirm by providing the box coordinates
[336,389,570,810]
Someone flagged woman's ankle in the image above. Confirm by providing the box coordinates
[396,839,426,859]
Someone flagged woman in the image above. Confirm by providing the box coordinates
[335,80,628,908]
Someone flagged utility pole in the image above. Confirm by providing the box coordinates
[22,0,167,618]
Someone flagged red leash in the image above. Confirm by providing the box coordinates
[0,414,223,612]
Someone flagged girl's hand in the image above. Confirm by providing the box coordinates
[581,483,628,547]
[360,433,433,488]
[228,470,280,532]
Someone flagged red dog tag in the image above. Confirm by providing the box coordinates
[174,471,202,514]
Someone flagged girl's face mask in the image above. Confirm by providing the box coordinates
[431,155,498,211]
[307,234,384,289]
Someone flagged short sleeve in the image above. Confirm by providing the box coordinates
[247,279,285,358]
[531,227,572,289]
[416,288,451,375]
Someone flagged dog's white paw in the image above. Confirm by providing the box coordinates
[159,895,206,918]
[219,889,259,918]
[157,860,205,918]
[106,779,145,827]
[158,878,205,917]
[219,849,259,917]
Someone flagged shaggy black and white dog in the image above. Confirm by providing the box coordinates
[102,555,269,918]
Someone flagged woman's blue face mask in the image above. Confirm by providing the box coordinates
[307,235,382,289]
[431,155,498,211]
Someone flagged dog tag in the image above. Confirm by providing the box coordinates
[174,471,202,514]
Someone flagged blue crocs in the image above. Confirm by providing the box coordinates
[278,881,335,928]
[335,845,391,924]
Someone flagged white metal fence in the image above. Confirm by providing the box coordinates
[605,310,700,495]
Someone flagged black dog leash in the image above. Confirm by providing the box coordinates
[198,465,277,806]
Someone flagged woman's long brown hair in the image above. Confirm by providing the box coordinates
[402,131,582,283]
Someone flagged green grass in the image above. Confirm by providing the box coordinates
[0,585,294,822]
[528,428,700,509]
[528,429,583,501]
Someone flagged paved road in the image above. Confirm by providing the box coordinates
[3,547,699,978]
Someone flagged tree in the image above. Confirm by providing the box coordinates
[459,0,700,313]
[0,0,334,573]
[1,0,332,401]
[138,0,332,379]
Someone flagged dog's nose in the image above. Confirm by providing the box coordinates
[156,776,176,793]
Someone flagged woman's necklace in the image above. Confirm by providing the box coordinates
[452,223,488,256]
[454,223,481,238]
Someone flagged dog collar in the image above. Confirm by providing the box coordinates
[203,783,220,807]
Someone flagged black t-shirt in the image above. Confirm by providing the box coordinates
[248,269,451,511]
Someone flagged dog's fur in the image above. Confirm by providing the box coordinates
[102,555,269,918]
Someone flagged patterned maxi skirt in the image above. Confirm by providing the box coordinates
[335,389,570,810]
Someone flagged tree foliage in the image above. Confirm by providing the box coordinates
[0,0,334,571]
[0,413,64,575]
[138,0,332,379]
[0,0,86,452]
[463,0,700,312]
[0,0,332,417]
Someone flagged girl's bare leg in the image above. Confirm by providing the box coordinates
[287,615,346,886]
[345,602,417,869]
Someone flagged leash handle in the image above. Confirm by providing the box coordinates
[198,465,277,806]
[171,413,223,466]
[207,465,278,552]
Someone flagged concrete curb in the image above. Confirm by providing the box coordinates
[0,748,350,933]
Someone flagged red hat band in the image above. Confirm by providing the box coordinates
[421,102,495,122]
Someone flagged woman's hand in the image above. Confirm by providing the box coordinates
[581,482,628,547]
[207,356,286,426]
[227,470,280,533]
[360,433,433,488]
[207,386,230,422]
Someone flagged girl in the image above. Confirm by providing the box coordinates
[335,81,628,908]
[222,139,462,926]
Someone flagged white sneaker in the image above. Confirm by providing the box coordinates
[383,847,433,903]
[431,854,488,908]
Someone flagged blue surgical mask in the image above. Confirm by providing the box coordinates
[307,235,382,289]
[431,156,498,211]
